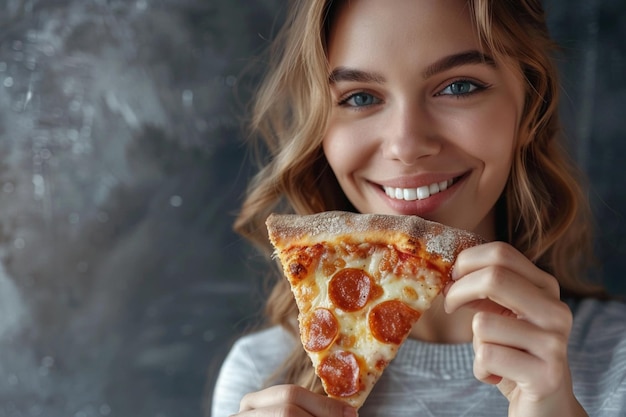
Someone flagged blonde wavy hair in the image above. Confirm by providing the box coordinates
[234,0,605,390]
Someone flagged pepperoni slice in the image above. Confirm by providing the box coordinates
[329,268,375,312]
[302,308,339,352]
[317,351,361,397]
[369,300,421,345]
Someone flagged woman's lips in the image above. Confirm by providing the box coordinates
[373,172,468,216]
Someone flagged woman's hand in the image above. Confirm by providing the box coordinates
[444,242,588,417]
[233,384,358,417]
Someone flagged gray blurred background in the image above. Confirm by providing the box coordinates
[0,1,623,417]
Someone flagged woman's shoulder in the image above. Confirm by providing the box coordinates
[233,325,295,348]
[227,325,297,369]
[569,296,626,315]
[568,297,626,345]
[567,298,626,412]
[567,297,626,361]
[211,326,297,417]
[569,297,626,329]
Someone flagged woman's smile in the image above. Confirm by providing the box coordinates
[366,170,469,217]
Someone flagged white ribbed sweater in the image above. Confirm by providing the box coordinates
[211,299,626,416]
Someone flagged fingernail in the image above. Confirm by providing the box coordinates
[450,266,460,281]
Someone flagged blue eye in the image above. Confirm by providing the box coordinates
[438,80,483,96]
[340,92,381,107]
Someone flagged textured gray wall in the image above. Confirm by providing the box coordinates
[0,1,622,417]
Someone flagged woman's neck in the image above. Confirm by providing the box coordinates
[409,295,474,344]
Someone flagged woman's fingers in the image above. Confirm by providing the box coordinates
[473,341,569,399]
[445,266,571,332]
[445,243,569,333]
[471,312,569,389]
[472,312,569,360]
[473,341,544,386]
[451,242,560,298]
[237,384,356,417]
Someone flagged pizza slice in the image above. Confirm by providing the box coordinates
[265,211,483,409]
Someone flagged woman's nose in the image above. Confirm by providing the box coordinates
[381,101,441,165]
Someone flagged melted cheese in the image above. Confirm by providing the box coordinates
[295,241,446,408]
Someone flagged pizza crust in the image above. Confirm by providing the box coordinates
[266,210,482,264]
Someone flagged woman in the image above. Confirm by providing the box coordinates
[212,1,626,416]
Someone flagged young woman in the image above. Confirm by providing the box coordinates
[212,0,626,416]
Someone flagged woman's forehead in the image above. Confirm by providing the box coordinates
[326,0,481,68]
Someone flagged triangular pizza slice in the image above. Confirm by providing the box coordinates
[265,211,483,409]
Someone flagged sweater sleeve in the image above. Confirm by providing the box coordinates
[210,327,295,417]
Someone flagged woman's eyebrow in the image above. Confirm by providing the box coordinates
[328,50,495,85]
[422,50,496,78]
[328,67,386,84]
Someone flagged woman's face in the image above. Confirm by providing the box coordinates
[322,0,526,240]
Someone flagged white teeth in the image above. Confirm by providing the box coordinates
[403,188,417,200]
[416,186,430,200]
[384,179,453,201]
